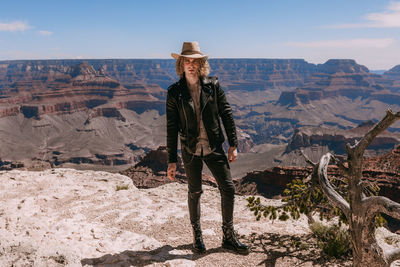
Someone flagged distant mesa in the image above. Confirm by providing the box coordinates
[317,59,369,74]
[383,64,400,80]
[277,59,396,106]
[284,121,400,156]
[383,65,400,94]
[0,61,166,118]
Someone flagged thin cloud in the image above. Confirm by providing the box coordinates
[38,30,53,36]
[328,2,400,28]
[0,21,31,32]
[286,38,396,49]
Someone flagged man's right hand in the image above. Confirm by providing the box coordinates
[167,163,177,181]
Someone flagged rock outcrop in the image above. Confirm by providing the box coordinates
[383,65,400,82]
[276,60,395,106]
[234,166,311,199]
[0,61,166,118]
[285,121,400,156]
[0,168,322,267]
[120,146,218,188]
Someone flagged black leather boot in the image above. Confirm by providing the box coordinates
[222,224,249,255]
[192,221,206,253]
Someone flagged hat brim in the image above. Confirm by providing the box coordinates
[171,53,208,59]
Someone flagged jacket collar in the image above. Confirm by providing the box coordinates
[178,74,213,99]
[200,76,213,94]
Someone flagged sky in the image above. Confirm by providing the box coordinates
[1,0,400,70]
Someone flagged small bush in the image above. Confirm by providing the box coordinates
[310,222,351,258]
[116,184,129,191]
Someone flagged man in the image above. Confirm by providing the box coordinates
[166,41,249,254]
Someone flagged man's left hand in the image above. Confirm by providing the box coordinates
[228,147,238,163]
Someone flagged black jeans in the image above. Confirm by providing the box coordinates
[182,145,235,227]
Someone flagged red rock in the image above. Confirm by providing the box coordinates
[0,62,166,118]
[120,146,217,189]
[285,123,399,156]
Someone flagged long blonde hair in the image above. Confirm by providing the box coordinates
[175,57,210,78]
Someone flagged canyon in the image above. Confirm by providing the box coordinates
[0,58,399,266]
[0,58,399,170]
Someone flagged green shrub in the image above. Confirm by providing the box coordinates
[247,173,385,227]
[310,222,351,258]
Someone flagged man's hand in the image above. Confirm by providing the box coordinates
[228,147,238,163]
[167,163,177,181]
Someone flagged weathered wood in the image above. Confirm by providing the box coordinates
[317,153,350,219]
[363,196,400,221]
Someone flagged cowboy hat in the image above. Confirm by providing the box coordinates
[171,41,208,59]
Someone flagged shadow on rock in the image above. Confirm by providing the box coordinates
[247,232,351,267]
[81,243,228,266]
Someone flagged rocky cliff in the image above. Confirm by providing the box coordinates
[383,65,400,82]
[276,59,397,106]
[1,58,400,170]
[120,146,218,189]
[235,145,400,204]
[0,62,166,118]
[238,60,400,146]
[119,144,400,206]
[0,58,317,94]
[285,121,400,156]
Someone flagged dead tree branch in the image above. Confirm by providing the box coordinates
[363,196,400,221]
[350,109,400,155]
[331,154,349,176]
[300,150,316,167]
[317,153,351,219]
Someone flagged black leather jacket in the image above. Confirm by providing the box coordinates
[166,75,237,163]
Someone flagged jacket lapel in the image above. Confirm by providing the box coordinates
[200,77,213,112]
[179,77,196,116]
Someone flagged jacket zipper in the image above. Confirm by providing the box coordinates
[200,89,212,148]
[181,95,194,164]
[201,90,211,115]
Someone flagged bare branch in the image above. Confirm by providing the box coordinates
[353,109,400,156]
[363,196,400,220]
[331,154,349,176]
[317,153,351,218]
[385,247,400,265]
[300,150,316,167]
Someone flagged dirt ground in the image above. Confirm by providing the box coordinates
[1,168,398,266]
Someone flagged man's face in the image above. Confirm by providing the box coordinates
[183,58,200,77]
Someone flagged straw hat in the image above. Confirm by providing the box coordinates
[171,41,208,59]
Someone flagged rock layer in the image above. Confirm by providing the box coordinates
[1,58,400,169]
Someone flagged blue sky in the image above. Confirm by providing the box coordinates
[1,0,400,69]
